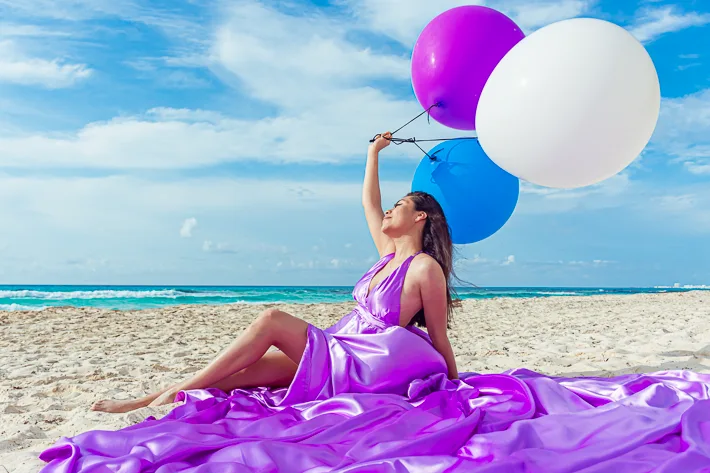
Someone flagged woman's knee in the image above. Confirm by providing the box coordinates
[253,308,284,333]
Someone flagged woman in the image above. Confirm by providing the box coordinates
[91,131,458,414]
[42,136,710,473]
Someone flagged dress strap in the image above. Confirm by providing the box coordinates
[407,250,424,262]
[396,251,423,278]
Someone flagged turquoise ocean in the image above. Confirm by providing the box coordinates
[0,285,707,311]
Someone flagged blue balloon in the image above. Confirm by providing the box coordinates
[411,139,519,244]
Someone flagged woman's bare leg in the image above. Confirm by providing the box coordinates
[91,309,306,413]
[148,308,307,406]
[91,352,297,413]
[213,350,297,391]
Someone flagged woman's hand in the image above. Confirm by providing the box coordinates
[369,132,392,153]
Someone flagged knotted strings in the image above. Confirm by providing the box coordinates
[369,103,478,161]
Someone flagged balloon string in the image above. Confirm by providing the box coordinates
[369,102,478,161]
[392,102,440,135]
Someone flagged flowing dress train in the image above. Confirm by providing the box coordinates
[39,252,710,472]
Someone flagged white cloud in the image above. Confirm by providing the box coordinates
[656,194,697,212]
[158,70,212,89]
[0,174,406,229]
[629,6,710,43]
[212,2,410,109]
[494,0,594,33]
[180,217,197,237]
[592,260,612,266]
[0,40,92,88]
[205,1,471,156]
[1,108,382,168]
[0,173,412,282]
[201,240,249,255]
[341,0,592,45]
[343,0,700,50]
[4,0,706,174]
[65,257,109,272]
[206,242,239,254]
[0,0,207,42]
[0,174,409,243]
[0,0,137,21]
[650,188,710,234]
[567,259,613,266]
[457,253,523,268]
[0,0,211,93]
[517,173,632,214]
[0,1,470,169]
[341,0,483,46]
[458,254,488,266]
[0,23,74,38]
[457,253,522,268]
[684,162,710,175]
[677,62,701,72]
[650,88,710,173]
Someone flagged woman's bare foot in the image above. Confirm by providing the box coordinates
[148,389,180,407]
[91,398,147,413]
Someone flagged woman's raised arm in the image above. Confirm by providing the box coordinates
[362,132,394,257]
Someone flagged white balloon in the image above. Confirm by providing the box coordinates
[476,18,660,189]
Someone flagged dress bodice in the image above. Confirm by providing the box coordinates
[352,251,422,328]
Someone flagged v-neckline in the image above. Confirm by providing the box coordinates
[365,252,418,300]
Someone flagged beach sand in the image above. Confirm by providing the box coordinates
[1,291,709,472]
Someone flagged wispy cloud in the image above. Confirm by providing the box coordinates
[0,1,465,169]
[0,39,92,88]
[341,0,482,45]
[567,259,614,267]
[0,23,74,38]
[65,257,109,272]
[456,253,520,267]
[202,240,239,254]
[341,0,593,45]
[0,101,429,168]
[0,0,708,286]
[677,62,702,71]
[494,0,595,33]
[0,172,410,282]
[684,161,710,175]
[652,187,710,233]
[517,173,633,214]
[651,88,710,173]
[0,0,137,21]
[212,1,410,108]
[0,0,211,79]
[629,5,710,43]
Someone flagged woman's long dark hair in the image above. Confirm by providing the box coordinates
[406,191,460,328]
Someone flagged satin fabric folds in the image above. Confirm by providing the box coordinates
[39,253,710,472]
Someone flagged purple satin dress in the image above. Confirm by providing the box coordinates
[39,252,710,472]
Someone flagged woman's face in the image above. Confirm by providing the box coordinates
[381,197,424,236]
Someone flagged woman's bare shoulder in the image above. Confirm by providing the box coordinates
[409,253,445,282]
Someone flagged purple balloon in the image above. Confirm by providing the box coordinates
[411,6,525,130]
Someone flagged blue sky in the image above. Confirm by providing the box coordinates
[0,0,708,287]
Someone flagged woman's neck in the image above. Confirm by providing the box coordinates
[391,235,422,259]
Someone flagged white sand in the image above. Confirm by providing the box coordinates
[1,291,709,472]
